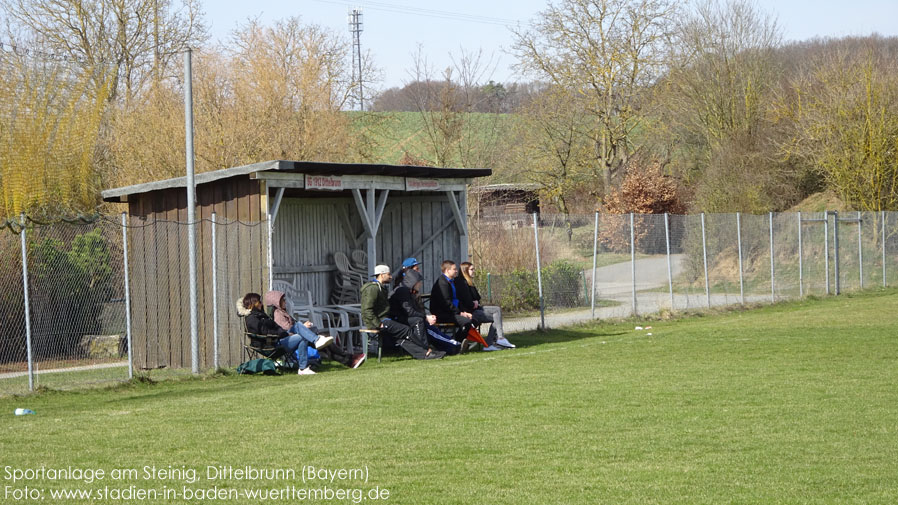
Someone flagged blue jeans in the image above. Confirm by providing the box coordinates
[278,323,319,370]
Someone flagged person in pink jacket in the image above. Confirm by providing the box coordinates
[264,290,366,370]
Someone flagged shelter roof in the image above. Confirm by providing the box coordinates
[101,160,492,202]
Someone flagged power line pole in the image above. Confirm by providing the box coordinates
[348,8,364,110]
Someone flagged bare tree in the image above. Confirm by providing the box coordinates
[513,85,593,239]
[1,0,208,101]
[405,45,508,168]
[785,46,898,211]
[101,17,366,187]
[662,0,796,212]
[512,0,678,201]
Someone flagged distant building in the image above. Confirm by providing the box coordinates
[470,183,541,226]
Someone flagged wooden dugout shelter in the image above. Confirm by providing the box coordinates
[102,160,492,369]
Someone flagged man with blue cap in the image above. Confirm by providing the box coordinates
[394,257,422,288]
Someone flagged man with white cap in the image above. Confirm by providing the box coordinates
[360,264,410,351]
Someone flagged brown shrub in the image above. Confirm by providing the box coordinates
[599,160,686,253]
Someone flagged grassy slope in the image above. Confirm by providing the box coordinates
[2,289,897,504]
[352,111,517,168]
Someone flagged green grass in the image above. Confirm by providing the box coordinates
[2,289,897,504]
[352,111,515,166]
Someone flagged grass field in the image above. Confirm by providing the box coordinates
[2,289,897,504]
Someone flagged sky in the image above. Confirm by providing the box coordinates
[204,0,898,90]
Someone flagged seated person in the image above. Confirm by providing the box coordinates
[360,264,415,355]
[264,290,366,369]
[459,261,514,349]
[393,257,422,288]
[388,269,446,359]
[240,292,334,375]
[428,260,475,342]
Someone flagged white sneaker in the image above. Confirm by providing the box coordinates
[297,368,316,375]
[483,344,503,351]
[495,337,516,348]
[314,335,335,349]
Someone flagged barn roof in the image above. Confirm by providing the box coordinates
[101,160,492,202]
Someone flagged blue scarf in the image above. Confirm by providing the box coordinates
[445,274,459,307]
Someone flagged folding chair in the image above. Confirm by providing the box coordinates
[239,313,292,369]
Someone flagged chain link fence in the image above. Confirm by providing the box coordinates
[2,210,897,394]
[470,211,898,334]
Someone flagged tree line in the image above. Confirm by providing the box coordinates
[1,0,896,221]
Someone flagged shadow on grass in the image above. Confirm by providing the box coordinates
[506,326,628,349]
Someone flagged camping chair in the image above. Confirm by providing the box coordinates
[239,312,291,369]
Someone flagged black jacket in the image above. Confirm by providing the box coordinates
[456,278,478,312]
[245,308,288,338]
[390,269,427,323]
[469,283,482,305]
[430,274,462,322]
[389,286,427,323]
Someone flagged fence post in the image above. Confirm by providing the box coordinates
[19,214,34,391]
[797,211,803,297]
[737,212,744,305]
[824,210,830,295]
[630,212,637,316]
[581,270,589,303]
[533,212,545,330]
[184,49,199,375]
[857,211,863,289]
[486,273,492,303]
[211,212,219,370]
[769,212,775,303]
[665,212,674,311]
[701,213,710,308]
[883,210,887,287]
[121,213,134,379]
[833,211,841,295]
[591,211,599,318]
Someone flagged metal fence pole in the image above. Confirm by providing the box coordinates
[591,211,599,318]
[19,214,34,391]
[533,212,545,330]
[184,48,199,374]
[737,212,744,305]
[858,211,864,289]
[797,211,803,297]
[121,213,134,379]
[883,210,887,287]
[630,212,637,316]
[486,273,492,303]
[211,212,219,370]
[665,213,674,311]
[824,210,830,295]
[834,211,841,295]
[769,212,775,303]
[701,213,710,308]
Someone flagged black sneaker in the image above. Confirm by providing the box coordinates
[459,338,470,354]
[425,349,446,360]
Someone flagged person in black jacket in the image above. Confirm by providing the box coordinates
[389,269,444,359]
[429,260,474,340]
[240,292,334,375]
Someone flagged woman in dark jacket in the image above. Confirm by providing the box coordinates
[459,262,514,349]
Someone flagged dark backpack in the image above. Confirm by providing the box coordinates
[236,358,278,375]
